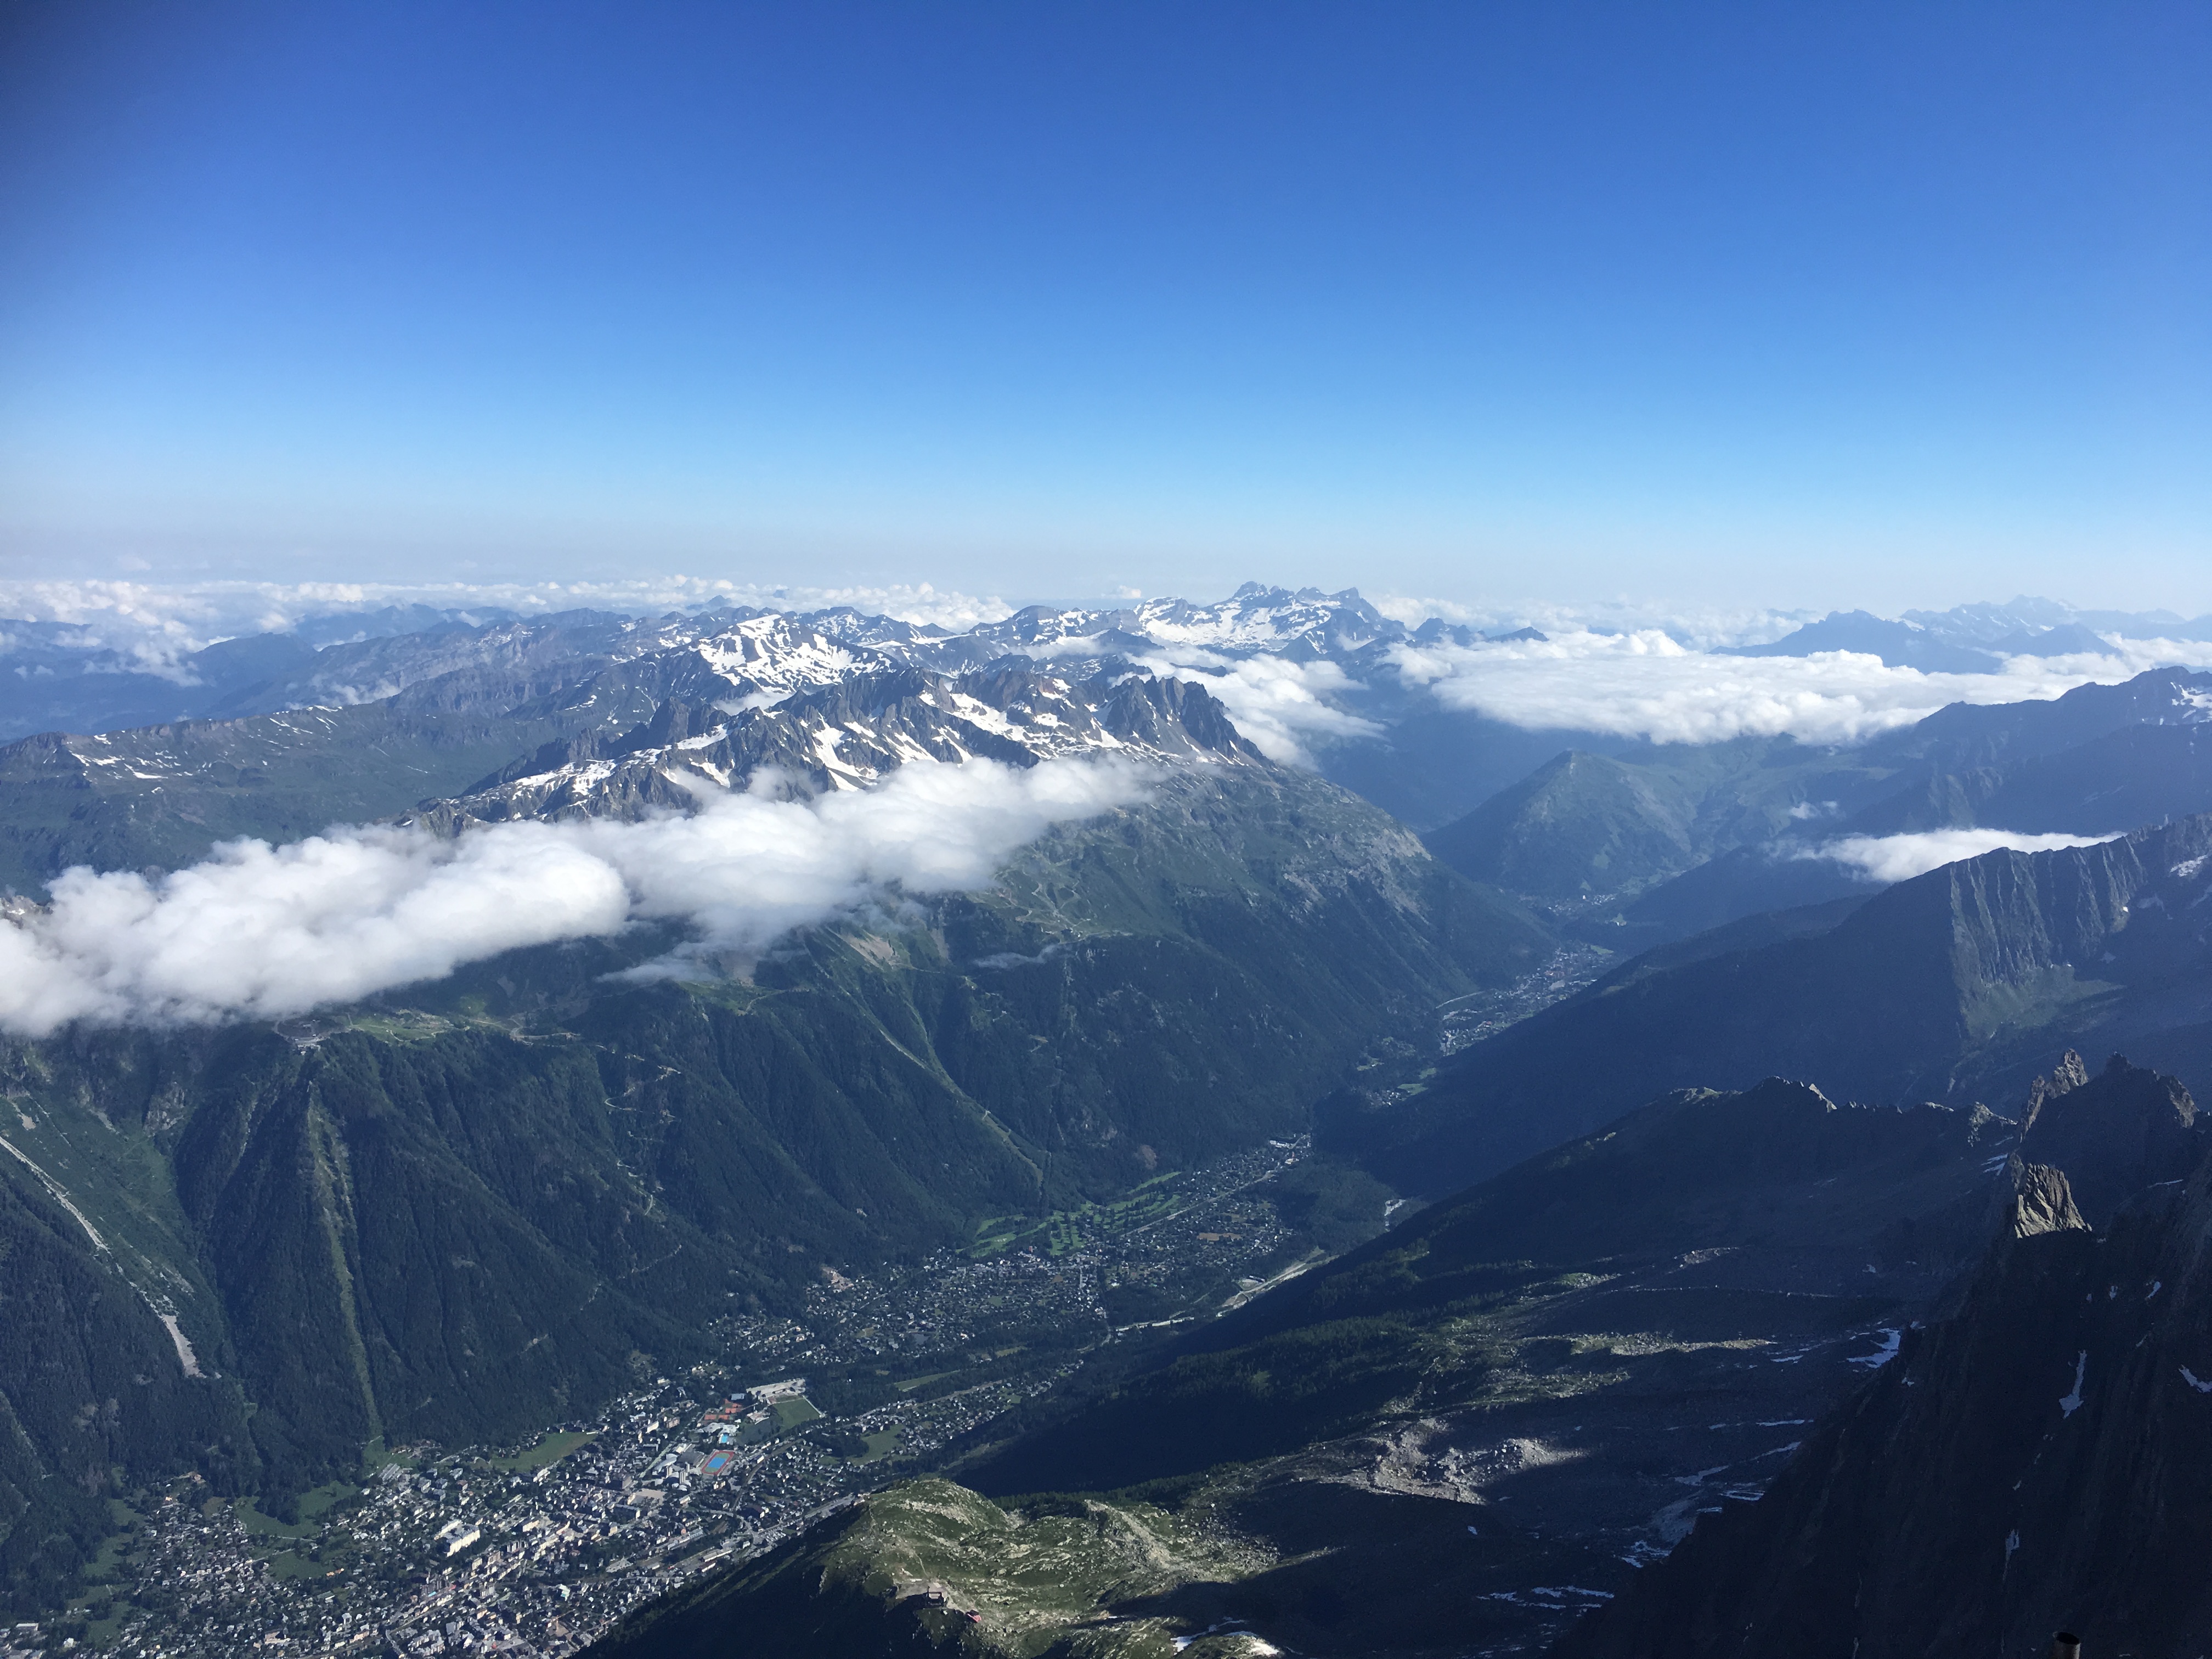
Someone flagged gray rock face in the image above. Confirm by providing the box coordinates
[1998,1161,2087,1240]
[2016,1052,2203,1227]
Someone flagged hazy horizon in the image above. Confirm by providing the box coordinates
[4,3,2207,612]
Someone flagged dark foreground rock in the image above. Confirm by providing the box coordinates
[1554,1060,2212,1659]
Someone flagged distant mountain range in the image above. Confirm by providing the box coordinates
[1727,596,2212,675]
[1421,665,2212,934]
[8,584,2208,835]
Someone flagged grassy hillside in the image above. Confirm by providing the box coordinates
[583,1479,1267,1658]
[1423,751,1701,898]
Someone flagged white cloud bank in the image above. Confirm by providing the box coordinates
[1799,829,2124,885]
[1134,651,1383,765]
[1389,631,2212,747]
[0,758,1149,1037]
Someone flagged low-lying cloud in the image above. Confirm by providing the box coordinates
[1800,829,2123,885]
[1389,631,2212,747]
[1135,651,1383,765]
[0,758,1149,1037]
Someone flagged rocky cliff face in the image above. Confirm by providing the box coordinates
[2015,1051,2203,1226]
[1554,1058,2212,1659]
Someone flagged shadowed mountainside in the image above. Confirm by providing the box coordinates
[967,1076,2010,1503]
[1554,1057,2212,1659]
[574,1071,2028,1658]
[1420,667,2212,923]
[1344,814,2212,1200]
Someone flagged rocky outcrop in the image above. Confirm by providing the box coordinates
[2015,1051,2203,1226]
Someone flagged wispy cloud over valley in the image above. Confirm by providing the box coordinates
[0,757,1149,1036]
[1794,828,2126,884]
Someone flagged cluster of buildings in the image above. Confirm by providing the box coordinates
[1440,941,1612,1054]
[51,1138,1322,1657]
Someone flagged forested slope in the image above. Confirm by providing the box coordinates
[0,762,1545,1613]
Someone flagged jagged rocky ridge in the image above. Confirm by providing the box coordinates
[11,586,2211,904]
[0,608,1261,891]
[0,585,1403,750]
[14,584,2208,756]
[415,659,1260,831]
[1554,1055,2212,1658]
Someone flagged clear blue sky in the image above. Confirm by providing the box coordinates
[2,2,2206,612]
